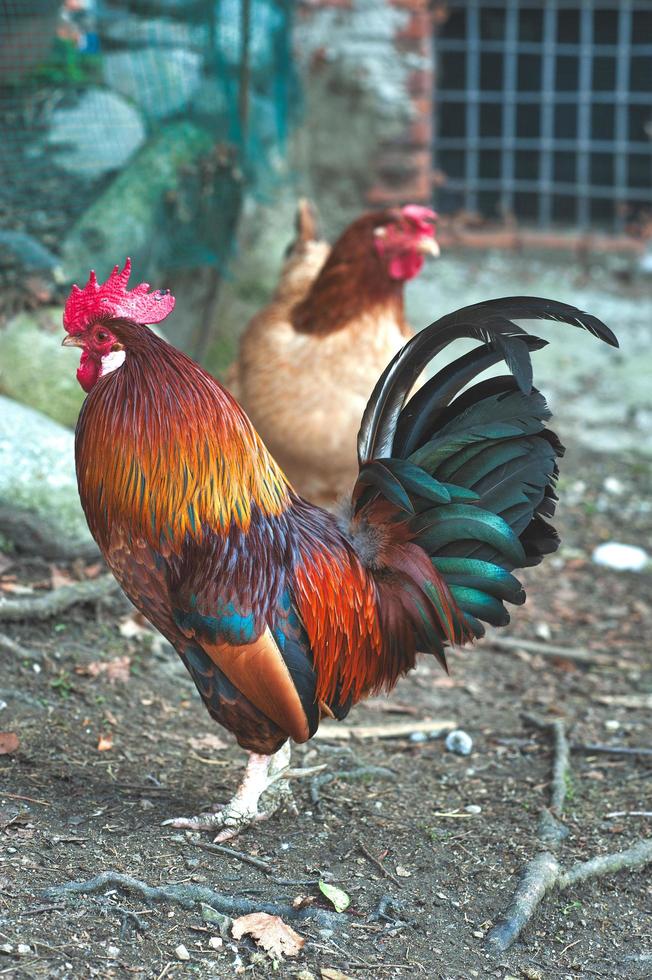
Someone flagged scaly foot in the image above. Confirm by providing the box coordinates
[163,743,322,842]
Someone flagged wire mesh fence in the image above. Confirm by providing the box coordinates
[434,0,652,232]
[0,0,296,322]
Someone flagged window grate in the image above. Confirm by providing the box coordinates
[433,0,652,231]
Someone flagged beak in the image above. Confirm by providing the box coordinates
[418,237,440,258]
[62,335,84,348]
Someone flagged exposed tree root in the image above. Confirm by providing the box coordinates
[0,575,120,622]
[0,505,99,562]
[486,715,652,953]
[42,871,340,929]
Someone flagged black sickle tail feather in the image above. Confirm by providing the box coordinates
[351,297,617,649]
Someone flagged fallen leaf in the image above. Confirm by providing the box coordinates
[188,733,228,752]
[318,880,350,912]
[119,614,154,639]
[321,969,353,980]
[231,912,304,959]
[76,656,131,685]
[292,894,316,910]
[0,733,19,755]
[83,562,104,579]
[50,565,74,590]
[97,733,113,752]
[0,582,33,595]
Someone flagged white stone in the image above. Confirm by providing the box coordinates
[445,729,473,756]
[592,542,649,572]
[103,49,202,120]
[46,89,145,178]
[175,944,190,961]
[0,395,95,557]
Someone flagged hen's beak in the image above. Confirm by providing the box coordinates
[62,335,84,348]
[418,237,440,258]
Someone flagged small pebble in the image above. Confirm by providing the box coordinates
[465,804,482,814]
[409,731,428,743]
[106,946,120,958]
[175,944,190,961]
[604,719,620,731]
[16,944,31,956]
[535,621,551,641]
[445,729,473,756]
[472,930,484,939]
[592,541,649,572]
[0,944,13,955]
[603,476,625,496]
[208,936,223,950]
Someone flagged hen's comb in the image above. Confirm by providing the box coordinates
[400,204,437,232]
[63,258,175,333]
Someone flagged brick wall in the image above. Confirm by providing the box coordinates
[294,0,435,227]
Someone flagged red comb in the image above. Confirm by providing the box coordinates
[63,258,175,333]
[400,205,438,229]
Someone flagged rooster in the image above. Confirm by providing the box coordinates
[62,259,617,841]
[229,204,440,505]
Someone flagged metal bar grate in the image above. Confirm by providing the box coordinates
[433,0,652,231]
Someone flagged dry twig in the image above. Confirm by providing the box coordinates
[0,575,120,622]
[310,765,395,812]
[486,714,652,953]
[358,841,403,888]
[315,720,456,742]
[485,632,610,665]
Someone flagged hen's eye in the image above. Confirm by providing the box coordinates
[97,331,109,342]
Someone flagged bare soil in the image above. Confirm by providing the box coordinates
[1,445,651,980]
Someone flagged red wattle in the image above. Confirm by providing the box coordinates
[77,351,101,393]
[387,250,425,281]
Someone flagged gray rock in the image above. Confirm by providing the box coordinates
[46,89,146,179]
[0,309,85,428]
[60,121,214,285]
[100,12,206,50]
[0,395,96,558]
[0,231,59,271]
[445,730,474,756]
[103,48,202,120]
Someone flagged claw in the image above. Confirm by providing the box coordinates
[163,742,299,841]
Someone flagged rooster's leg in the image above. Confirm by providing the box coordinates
[163,742,296,842]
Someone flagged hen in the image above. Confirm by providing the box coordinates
[62,259,617,841]
[229,204,439,505]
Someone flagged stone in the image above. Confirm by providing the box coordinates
[0,231,59,271]
[103,48,202,120]
[0,395,96,559]
[592,542,649,572]
[100,13,206,50]
[445,730,473,756]
[46,89,146,179]
[0,309,85,428]
[60,120,214,285]
[175,944,190,961]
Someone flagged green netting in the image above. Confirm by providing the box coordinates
[0,0,297,305]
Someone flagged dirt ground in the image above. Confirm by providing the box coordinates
[0,444,651,980]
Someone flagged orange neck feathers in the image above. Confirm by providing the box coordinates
[291,214,408,337]
[75,326,291,552]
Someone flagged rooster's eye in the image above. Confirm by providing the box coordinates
[97,331,109,342]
